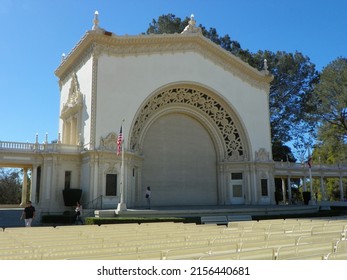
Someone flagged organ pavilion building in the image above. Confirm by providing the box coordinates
[6,13,276,213]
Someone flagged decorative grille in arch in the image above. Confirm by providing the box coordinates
[130,87,245,160]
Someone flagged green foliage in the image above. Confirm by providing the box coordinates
[0,168,22,204]
[315,123,347,164]
[272,141,296,162]
[146,14,189,34]
[250,51,319,147]
[311,57,347,142]
[310,58,347,199]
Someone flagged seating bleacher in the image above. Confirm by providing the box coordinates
[199,247,275,260]
[1,215,346,260]
[275,241,335,260]
[326,251,347,260]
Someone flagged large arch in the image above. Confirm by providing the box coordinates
[129,83,250,206]
[141,113,217,206]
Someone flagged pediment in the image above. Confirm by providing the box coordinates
[55,30,273,90]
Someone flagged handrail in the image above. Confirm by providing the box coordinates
[84,195,105,210]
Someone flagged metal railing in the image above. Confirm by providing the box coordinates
[84,195,105,210]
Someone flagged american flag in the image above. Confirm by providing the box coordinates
[117,126,123,156]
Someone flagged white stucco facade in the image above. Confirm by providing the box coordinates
[51,16,275,211]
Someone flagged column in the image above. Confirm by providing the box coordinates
[20,168,28,206]
[30,165,38,204]
[70,117,75,144]
[217,164,225,205]
[320,176,325,200]
[303,175,307,192]
[136,167,142,206]
[287,176,292,204]
[339,176,344,201]
[281,178,286,203]
[63,121,66,143]
[69,117,75,145]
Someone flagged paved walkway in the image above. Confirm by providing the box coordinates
[0,208,41,228]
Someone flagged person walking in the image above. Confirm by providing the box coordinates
[145,186,151,209]
[74,201,83,225]
[20,201,36,227]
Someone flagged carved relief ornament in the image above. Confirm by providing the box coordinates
[100,132,118,151]
[60,72,83,119]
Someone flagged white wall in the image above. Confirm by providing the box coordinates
[95,51,271,158]
[59,58,94,148]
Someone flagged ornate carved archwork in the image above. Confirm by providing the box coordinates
[130,85,249,161]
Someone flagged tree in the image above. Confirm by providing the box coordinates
[146,14,247,57]
[310,57,347,142]
[0,168,22,204]
[272,141,296,162]
[146,14,189,34]
[249,51,319,147]
[311,121,347,200]
[315,123,347,164]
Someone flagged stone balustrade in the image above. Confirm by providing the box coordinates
[0,141,81,154]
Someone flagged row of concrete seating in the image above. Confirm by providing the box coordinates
[201,215,252,224]
[1,217,346,260]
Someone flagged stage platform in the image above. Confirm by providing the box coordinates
[95,204,320,219]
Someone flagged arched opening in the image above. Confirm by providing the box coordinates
[130,83,251,207]
[141,113,217,206]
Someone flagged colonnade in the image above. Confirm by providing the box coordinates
[278,174,346,204]
[19,165,39,206]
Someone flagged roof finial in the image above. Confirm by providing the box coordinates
[181,13,201,34]
[92,11,99,30]
[189,14,196,27]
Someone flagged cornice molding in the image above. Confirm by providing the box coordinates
[55,31,273,91]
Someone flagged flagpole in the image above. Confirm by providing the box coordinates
[308,145,314,205]
[117,119,127,212]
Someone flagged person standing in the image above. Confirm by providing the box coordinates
[20,201,36,227]
[145,186,151,209]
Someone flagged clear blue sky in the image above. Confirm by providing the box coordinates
[0,0,346,143]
